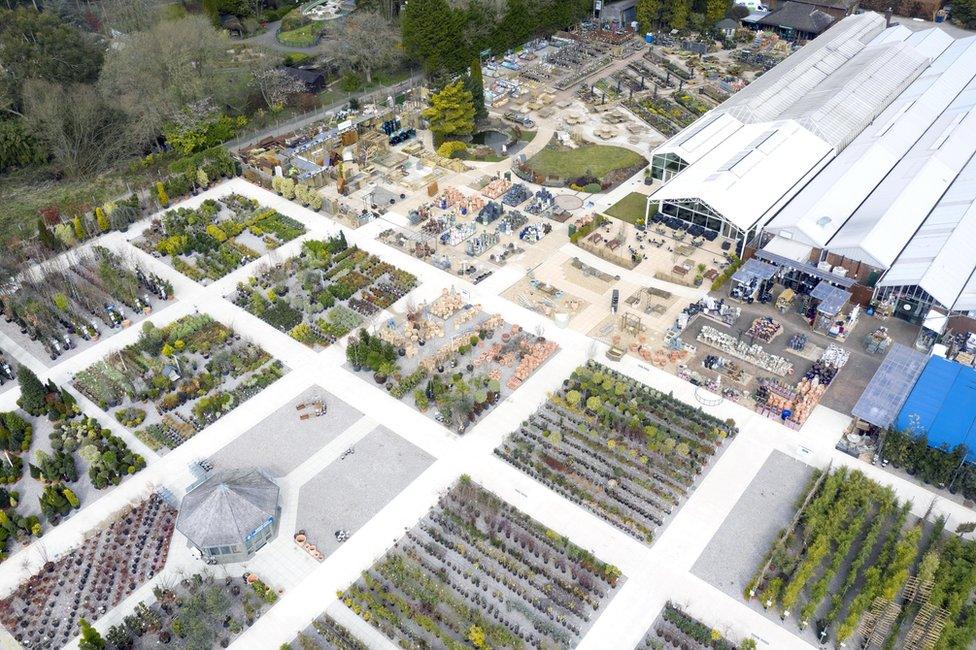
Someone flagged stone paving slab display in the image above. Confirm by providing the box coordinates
[210,386,363,478]
[691,450,815,596]
[295,426,434,554]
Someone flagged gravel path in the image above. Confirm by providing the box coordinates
[295,425,434,554]
[691,450,815,595]
[210,387,363,478]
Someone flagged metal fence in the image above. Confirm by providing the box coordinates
[224,75,424,152]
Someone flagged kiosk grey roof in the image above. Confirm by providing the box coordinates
[177,468,279,548]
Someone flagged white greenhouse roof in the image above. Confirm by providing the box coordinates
[653,13,889,167]
[826,69,976,269]
[763,236,813,263]
[649,12,949,236]
[766,34,976,247]
[650,120,834,233]
[877,153,976,312]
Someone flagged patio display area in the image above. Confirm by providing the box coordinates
[340,477,622,648]
[133,193,305,283]
[496,361,737,543]
[72,314,285,453]
[345,288,558,434]
[295,426,434,554]
[229,235,417,348]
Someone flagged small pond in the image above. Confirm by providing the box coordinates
[471,130,511,154]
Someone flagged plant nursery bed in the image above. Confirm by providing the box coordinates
[742,466,976,649]
[210,386,363,477]
[229,235,418,348]
[0,246,174,367]
[638,602,743,650]
[296,426,434,556]
[495,361,737,544]
[345,288,559,434]
[0,411,46,563]
[289,613,368,650]
[340,477,623,648]
[1,372,148,540]
[103,571,279,649]
[133,193,306,283]
[72,313,285,453]
[0,493,176,648]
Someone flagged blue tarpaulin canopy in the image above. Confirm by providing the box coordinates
[896,356,976,461]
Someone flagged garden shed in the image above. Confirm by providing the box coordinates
[896,356,976,461]
[177,468,281,564]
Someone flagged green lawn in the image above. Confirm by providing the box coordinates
[277,21,321,47]
[525,141,646,180]
[604,192,654,225]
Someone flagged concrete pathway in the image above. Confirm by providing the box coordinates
[1,177,972,650]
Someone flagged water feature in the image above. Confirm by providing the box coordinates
[471,130,511,154]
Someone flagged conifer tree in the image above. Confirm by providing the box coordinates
[17,366,48,416]
[467,58,487,121]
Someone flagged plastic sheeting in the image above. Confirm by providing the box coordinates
[851,343,927,428]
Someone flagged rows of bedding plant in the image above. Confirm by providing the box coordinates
[0,493,176,649]
[495,361,736,543]
[0,246,173,362]
[229,233,418,348]
[340,476,622,649]
[72,314,285,453]
[745,466,976,649]
[285,614,369,650]
[345,288,558,434]
[134,193,306,283]
[101,571,279,649]
[638,602,757,649]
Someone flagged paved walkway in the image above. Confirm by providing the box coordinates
[1,177,972,650]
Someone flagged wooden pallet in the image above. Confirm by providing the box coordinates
[903,602,949,650]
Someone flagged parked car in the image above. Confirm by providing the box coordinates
[504,112,536,128]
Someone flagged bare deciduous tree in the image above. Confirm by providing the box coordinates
[331,11,401,85]
[23,79,132,179]
[99,16,235,145]
[252,68,307,111]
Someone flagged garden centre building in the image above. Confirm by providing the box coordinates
[647,11,976,327]
[176,468,281,564]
